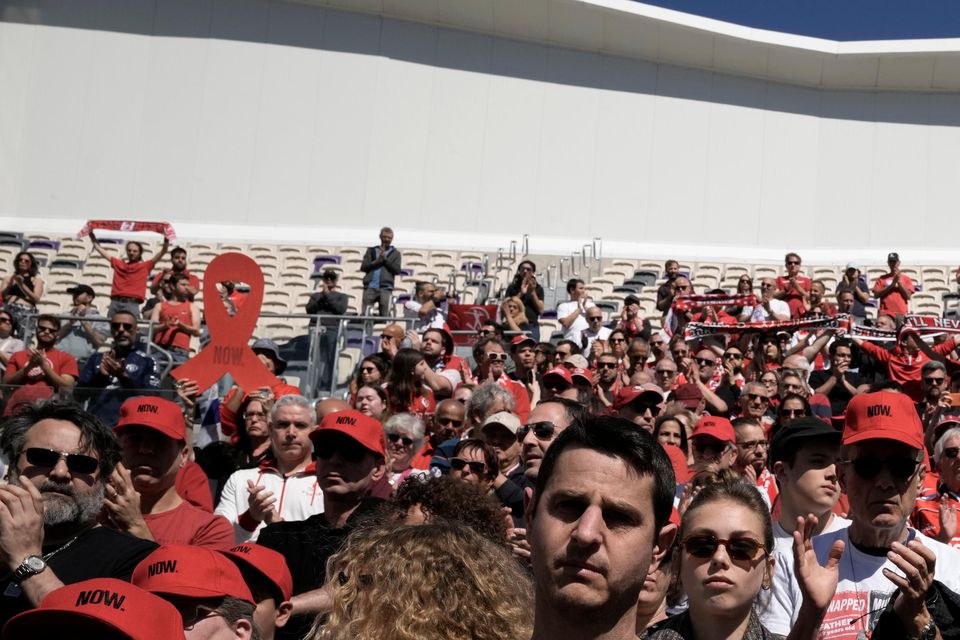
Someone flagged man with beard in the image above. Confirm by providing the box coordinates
[732,417,777,507]
[3,314,78,391]
[0,401,156,625]
[416,327,464,398]
[217,395,323,543]
[510,335,538,385]
[149,246,200,300]
[78,311,161,427]
[104,397,232,549]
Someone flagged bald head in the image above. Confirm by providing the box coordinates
[315,398,350,422]
[433,398,467,444]
[382,324,405,340]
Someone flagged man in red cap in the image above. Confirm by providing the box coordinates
[2,578,186,639]
[763,391,960,638]
[509,335,538,385]
[215,395,323,543]
[221,543,294,640]
[105,396,233,549]
[615,383,665,432]
[689,415,737,469]
[132,544,256,639]
[258,409,385,640]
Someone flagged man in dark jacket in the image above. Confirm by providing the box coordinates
[306,270,349,391]
[360,227,401,317]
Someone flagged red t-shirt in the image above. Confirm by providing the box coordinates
[6,348,79,387]
[175,460,214,512]
[872,272,915,316]
[774,275,812,319]
[142,500,234,550]
[110,257,154,301]
[155,301,193,351]
[858,338,956,402]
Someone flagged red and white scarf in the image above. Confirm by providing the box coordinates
[78,220,177,239]
[672,293,757,312]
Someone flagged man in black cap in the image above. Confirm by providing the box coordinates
[305,270,349,392]
[873,251,915,317]
[617,294,651,340]
[56,284,107,366]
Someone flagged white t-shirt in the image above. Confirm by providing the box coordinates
[762,526,960,639]
[403,300,445,333]
[740,298,791,322]
[582,326,611,353]
[557,299,595,342]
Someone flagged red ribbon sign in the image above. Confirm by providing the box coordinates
[170,253,280,391]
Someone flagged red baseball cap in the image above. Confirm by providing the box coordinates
[132,545,254,604]
[670,383,702,410]
[221,543,293,603]
[615,383,665,410]
[842,391,924,450]
[570,368,592,385]
[510,335,536,351]
[3,578,185,639]
[543,366,573,386]
[310,409,386,457]
[691,416,736,445]
[115,396,186,441]
[933,414,960,444]
[662,443,691,484]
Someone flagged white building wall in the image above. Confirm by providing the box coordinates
[1,0,959,262]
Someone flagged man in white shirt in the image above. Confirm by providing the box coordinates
[581,308,611,353]
[403,281,447,334]
[740,277,790,322]
[763,391,960,639]
[556,278,595,343]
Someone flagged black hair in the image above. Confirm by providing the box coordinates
[535,397,589,426]
[171,246,187,257]
[555,339,582,356]
[423,327,453,356]
[534,415,675,533]
[12,251,38,277]
[828,337,853,357]
[653,414,689,456]
[35,314,61,331]
[565,278,584,294]
[0,400,120,480]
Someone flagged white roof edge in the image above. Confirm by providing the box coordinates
[591,0,960,55]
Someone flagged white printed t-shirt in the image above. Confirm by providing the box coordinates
[762,526,960,640]
[556,299,595,343]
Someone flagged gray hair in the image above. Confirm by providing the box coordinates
[270,394,316,427]
[465,382,515,424]
[742,381,767,397]
[934,426,960,465]
[922,360,947,377]
[383,413,425,449]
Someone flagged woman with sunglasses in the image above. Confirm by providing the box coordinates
[608,328,629,369]
[348,354,389,402]
[382,413,428,493]
[1,251,43,336]
[0,310,24,373]
[774,393,811,432]
[744,333,783,383]
[651,474,841,640]
[353,383,387,420]
[500,295,531,335]
[384,348,436,417]
[449,438,499,494]
[723,276,754,318]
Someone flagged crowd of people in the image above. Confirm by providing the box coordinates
[1,232,960,639]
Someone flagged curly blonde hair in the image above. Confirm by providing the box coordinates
[309,522,533,640]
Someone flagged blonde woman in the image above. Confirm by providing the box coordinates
[310,522,533,640]
[500,295,530,334]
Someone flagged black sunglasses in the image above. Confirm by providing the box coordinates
[516,421,557,442]
[846,456,919,481]
[387,433,415,447]
[450,458,486,474]
[680,534,767,564]
[597,362,617,370]
[111,322,136,331]
[723,352,742,360]
[693,440,726,454]
[924,377,946,386]
[35,326,57,334]
[695,358,716,367]
[314,438,367,464]
[23,447,99,474]
[437,417,463,427]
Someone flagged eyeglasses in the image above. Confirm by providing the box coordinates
[779,409,807,419]
[0,317,11,324]
[587,316,603,322]
[111,322,135,331]
[478,329,496,336]
[695,358,716,367]
[924,377,946,386]
[597,362,617,370]
[723,352,742,360]
[844,456,920,481]
[517,421,557,442]
[450,458,486,474]
[680,534,767,564]
[943,447,960,460]
[737,439,768,450]
[437,417,463,428]
[746,393,769,404]
[610,338,626,344]
[387,433,415,447]
[35,326,57,334]
[243,411,267,420]
[485,352,508,362]
[314,438,367,464]
[23,447,99,474]
[180,604,221,631]
[655,369,676,376]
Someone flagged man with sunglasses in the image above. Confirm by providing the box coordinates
[78,311,161,427]
[471,336,530,422]
[3,314,78,391]
[738,381,772,423]
[615,383,665,432]
[258,409,385,639]
[520,398,587,483]
[378,324,406,361]
[773,252,811,319]
[689,416,737,470]
[0,401,157,626]
[55,284,108,366]
[765,391,960,639]
[594,352,623,407]
[581,309,611,355]
[688,349,733,415]
[216,395,323,543]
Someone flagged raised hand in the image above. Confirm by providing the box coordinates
[793,514,844,613]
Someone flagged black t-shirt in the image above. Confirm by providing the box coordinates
[258,498,384,640]
[0,526,157,626]
[808,369,866,415]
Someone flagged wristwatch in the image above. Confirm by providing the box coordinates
[12,555,46,582]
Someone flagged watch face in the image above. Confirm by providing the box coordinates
[24,556,44,572]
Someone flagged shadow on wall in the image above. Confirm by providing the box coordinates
[3,0,960,128]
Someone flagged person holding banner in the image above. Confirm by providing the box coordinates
[89,231,169,319]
